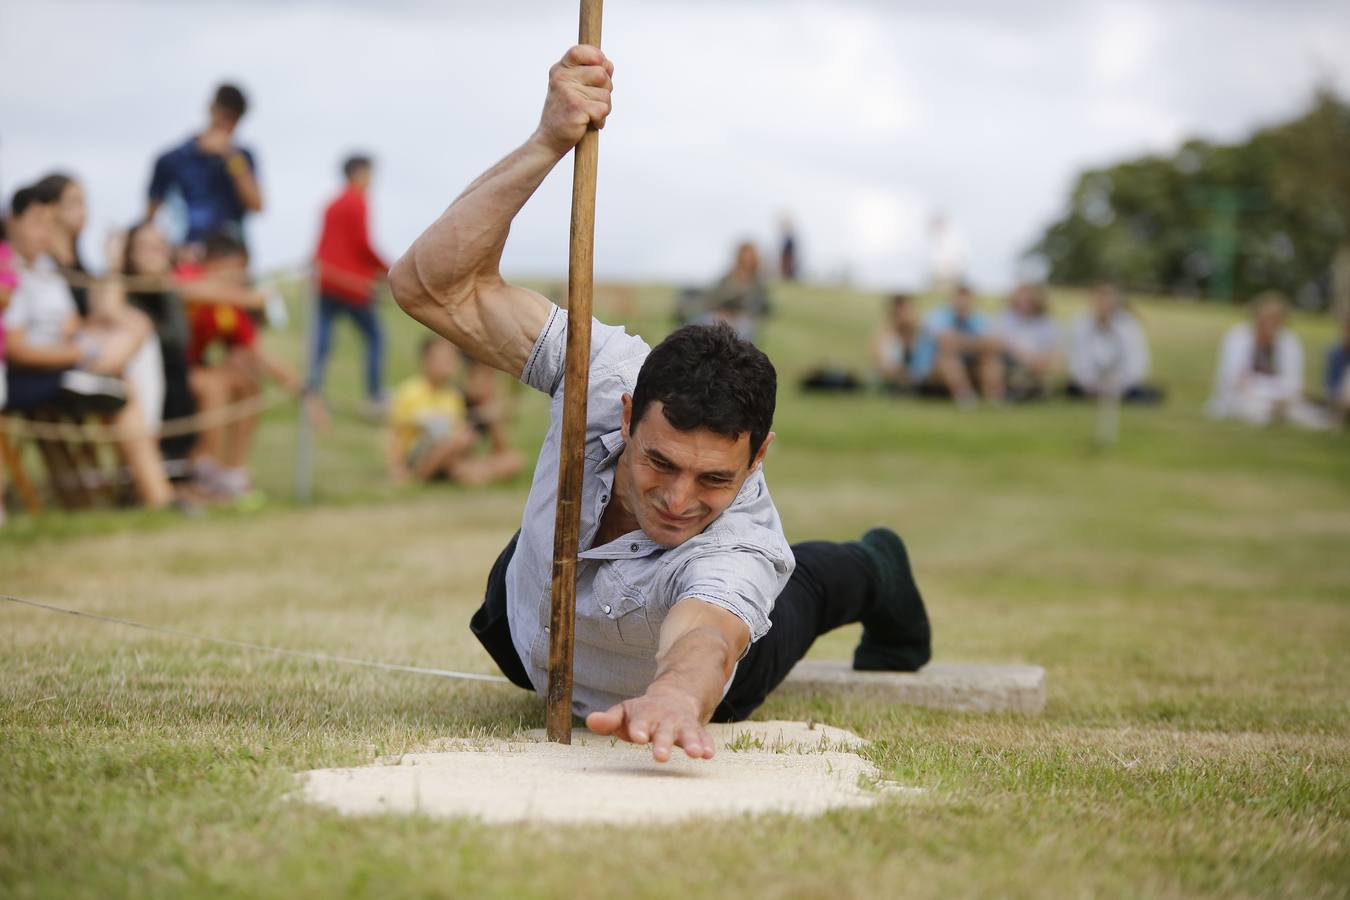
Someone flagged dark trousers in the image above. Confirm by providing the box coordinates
[469,533,911,722]
[305,294,385,401]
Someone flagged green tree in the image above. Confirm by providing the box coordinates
[1031,89,1350,308]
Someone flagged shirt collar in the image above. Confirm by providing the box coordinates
[598,428,625,465]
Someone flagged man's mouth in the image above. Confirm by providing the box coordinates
[653,506,698,526]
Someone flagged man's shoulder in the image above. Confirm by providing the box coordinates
[157,136,198,165]
[684,472,790,558]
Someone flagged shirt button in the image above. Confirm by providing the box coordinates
[602,604,612,614]
[600,494,609,504]
[629,542,639,552]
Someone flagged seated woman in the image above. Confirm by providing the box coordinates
[997,282,1060,401]
[1207,293,1326,429]
[870,293,924,392]
[387,336,520,486]
[118,221,199,470]
[3,185,172,509]
[700,241,772,344]
[37,172,164,431]
[1065,282,1163,404]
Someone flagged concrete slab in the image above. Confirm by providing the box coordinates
[782,661,1047,714]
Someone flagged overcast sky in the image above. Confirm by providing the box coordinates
[2,0,1346,290]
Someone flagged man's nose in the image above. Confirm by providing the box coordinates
[664,475,698,515]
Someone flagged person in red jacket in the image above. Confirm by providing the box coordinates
[307,154,389,415]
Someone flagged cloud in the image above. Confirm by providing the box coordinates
[2,0,1347,293]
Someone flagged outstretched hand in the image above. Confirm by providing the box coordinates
[534,44,614,157]
[585,685,716,763]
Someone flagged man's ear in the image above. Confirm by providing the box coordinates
[749,431,775,472]
[620,393,632,440]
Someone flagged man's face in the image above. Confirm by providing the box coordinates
[9,205,54,261]
[209,104,239,135]
[617,398,772,548]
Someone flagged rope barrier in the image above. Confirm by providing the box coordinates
[0,593,512,685]
[0,390,296,444]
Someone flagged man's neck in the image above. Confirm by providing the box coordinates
[593,450,640,547]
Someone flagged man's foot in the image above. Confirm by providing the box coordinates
[59,370,127,414]
[852,527,932,672]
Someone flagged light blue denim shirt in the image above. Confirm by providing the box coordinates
[507,304,795,717]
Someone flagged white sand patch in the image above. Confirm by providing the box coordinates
[296,720,918,824]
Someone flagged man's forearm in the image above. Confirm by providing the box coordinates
[649,627,738,722]
[399,136,564,299]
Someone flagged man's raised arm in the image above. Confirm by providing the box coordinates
[390,45,614,376]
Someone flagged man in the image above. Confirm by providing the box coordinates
[146,83,263,254]
[913,284,1004,405]
[308,154,390,415]
[3,185,173,508]
[391,45,931,763]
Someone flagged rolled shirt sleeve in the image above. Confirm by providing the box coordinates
[675,538,794,645]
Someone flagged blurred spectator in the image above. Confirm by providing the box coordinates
[38,172,165,431]
[387,336,520,486]
[702,240,772,342]
[913,284,1004,405]
[0,220,8,526]
[927,213,968,295]
[462,353,523,478]
[32,173,91,316]
[146,83,262,256]
[0,219,13,412]
[778,215,798,281]
[1326,315,1350,423]
[186,232,298,499]
[307,154,389,417]
[1066,283,1163,404]
[120,220,198,466]
[997,282,1060,401]
[1207,293,1325,428]
[871,293,923,392]
[2,186,172,508]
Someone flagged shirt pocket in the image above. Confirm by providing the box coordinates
[594,565,656,650]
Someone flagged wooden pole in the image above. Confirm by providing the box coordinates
[546,0,604,744]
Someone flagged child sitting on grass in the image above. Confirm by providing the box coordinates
[183,232,300,500]
[386,335,520,486]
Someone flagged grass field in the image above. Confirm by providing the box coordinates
[2,280,1348,899]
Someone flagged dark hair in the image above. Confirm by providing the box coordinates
[631,322,777,462]
[889,292,913,311]
[203,230,247,262]
[32,172,76,206]
[213,83,248,119]
[10,185,49,218]
[343,155,373,180]
[122,220,156,275]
